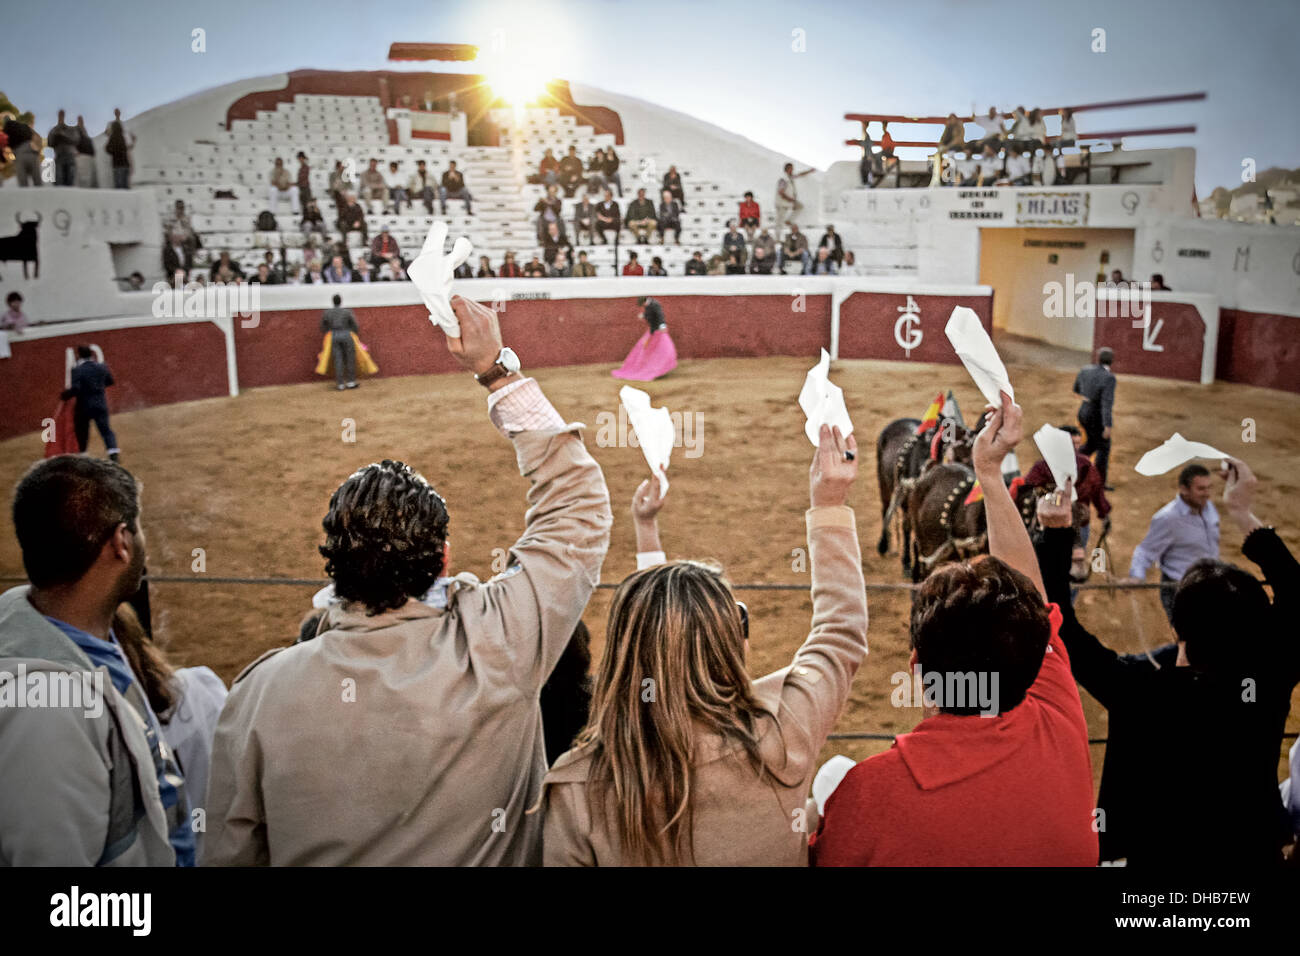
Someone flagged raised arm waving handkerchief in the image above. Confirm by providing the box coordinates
[619,385,675,496]
[799,349,854,446]
[1134,433,1230,477]
[945,306,1014,406]
[407,220,474,338]
[1033,424,1079,501]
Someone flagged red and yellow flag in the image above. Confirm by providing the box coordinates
[963,480,985,505]
[915,392,944,435]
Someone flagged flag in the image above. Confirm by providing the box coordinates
[963,480,984,505]
[941,390,964,428]
[915,392,944,435]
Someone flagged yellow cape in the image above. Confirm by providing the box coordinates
[316,332,379,376]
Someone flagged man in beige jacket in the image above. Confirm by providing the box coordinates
[203,296,612,866]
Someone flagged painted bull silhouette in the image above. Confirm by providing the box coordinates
[0,212,41,280]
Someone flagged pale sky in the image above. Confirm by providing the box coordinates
[5,0,1296,196]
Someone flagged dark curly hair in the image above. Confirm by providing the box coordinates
[910,555,1050,715]
[319,460,449,615]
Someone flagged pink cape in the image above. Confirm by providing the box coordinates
[612,328,678,381]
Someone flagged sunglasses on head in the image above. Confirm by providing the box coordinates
[736,601,749,641]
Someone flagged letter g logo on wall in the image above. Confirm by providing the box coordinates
[895,295,923,357]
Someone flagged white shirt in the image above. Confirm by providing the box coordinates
[978,155,1001,180]
[1029,120,1047,144]
[956,156,978,179]
[1060,116,1076,141]
[1006,153,1032,180]
[384,169,404,189]
[776,175,796,203]
[976,114,1003,138]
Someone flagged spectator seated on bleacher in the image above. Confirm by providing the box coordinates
[377,258,405,282]
[938,113,964,155]
[625,189,657,245]
[385,162,408,213]
[1006,148,1032,186]
[164,200,202,254]
[543,223,573,267]
[647,256,667,277]
[585,149,607,195]
[337,192,368,246]
[304,259,325,284]
[163,229,194,286]
[477,255,495,278]
[499,251,522,277]
[360,159,389,216]
[301,199,328,239]
[371,227,401,265]
[439,161,473,216]
[778,225,811,275]
[818,225,843,266]
[453,260,473,280]
[685,250,707,276]
[532,148,558,186]
[738,191,761,239]
[328,160,349,211]
[596,189,620,244]
[753,227,776,264]
[721,221,747,267]
[260,251,286,284]
[841,250,861,276]
[1057,108,1076,151]
[268,157,302,218]
[1007,106,1031,151]
[970,106,1005,152]
[573,194,598,246]
[573,250,597,277]
[250,263,276,285]
[1027,109,1047,153]
[558,146,585,198]
[809,247,838,275]
[724,252,744,275]
[602,148,622,197]
[549,248,572,277]
[748,245,774,275]
[622,251,644,276]
[535,184,564,242]
[968,144,1001,187]
[409,160,437,215]
[210,251,245,283]
[523,254,547,277]
[657,190,682,245]
[324,254,357,284]
[662,165,685,207]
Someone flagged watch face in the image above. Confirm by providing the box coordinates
[500,347,521,373]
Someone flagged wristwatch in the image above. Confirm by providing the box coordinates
[474,347,522,388]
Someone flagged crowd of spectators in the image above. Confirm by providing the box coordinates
[852,106,1078,189]
[8,298,1294,867]
[2,106,134,189]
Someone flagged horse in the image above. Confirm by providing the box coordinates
[907,462,989,582]
[876,414,978,576]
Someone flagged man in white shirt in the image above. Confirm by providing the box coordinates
[974,106,1005,151]
[268,157,301,218]
[775,162,814,241]
[1005,149,1032,185]
[385,161,408,214]
[840,250,862,276]
[1008,107,1031,149]
[976,144,1002,186]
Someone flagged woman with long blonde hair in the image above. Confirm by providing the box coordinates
[542,425,868,865]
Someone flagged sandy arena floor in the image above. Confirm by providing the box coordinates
[2,343,1297,786]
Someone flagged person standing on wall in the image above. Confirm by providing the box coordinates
[61,346,121,461]
[1073,346,1115,489]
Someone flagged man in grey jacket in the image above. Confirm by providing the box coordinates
[320,294,359,390]
[204,294,613,865]
[0,456,182,866]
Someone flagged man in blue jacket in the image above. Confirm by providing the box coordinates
[63,346,120,462]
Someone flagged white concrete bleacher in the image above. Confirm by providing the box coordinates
[132,97,785,279]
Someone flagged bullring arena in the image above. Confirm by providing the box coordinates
[2,27,1299,877]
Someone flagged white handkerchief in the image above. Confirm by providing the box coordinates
[1033,425,1079,501]
[619,386,674,496]
[406,220,473,337]
[1134,433,1230,476]
[799,349,854,446]
[945,306,1014,406]
[812,754,857,816]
